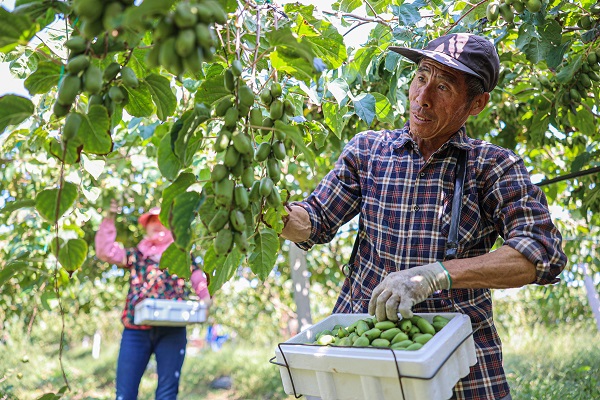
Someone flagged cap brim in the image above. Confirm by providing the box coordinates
[389,46,484,83]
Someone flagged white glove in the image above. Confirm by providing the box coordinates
[368,262,452,321]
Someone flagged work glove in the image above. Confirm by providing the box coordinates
[368,262,452,321]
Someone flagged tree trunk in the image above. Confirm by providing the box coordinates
[581,262,600,332]
[289,244,312,335]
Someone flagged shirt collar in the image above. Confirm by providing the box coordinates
[391,122,474,152]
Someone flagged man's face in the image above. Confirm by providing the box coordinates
[408,58,484,143]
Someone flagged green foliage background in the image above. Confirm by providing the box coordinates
[1,0,600,397]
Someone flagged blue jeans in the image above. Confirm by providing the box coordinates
[116,327,187,400]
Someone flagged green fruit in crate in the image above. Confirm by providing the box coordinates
[371,338,391,348]
[214,228,233,255]
[405,342,424,351]
[399,319,412,333]
[391,340,413,349]
[317,334,335,345]
[380,328,402,341]
[352,336,370,347]
[355,320,370,336]
[374,321,396,331]
[391,331,410,344]
[57,74,81,106]
[414,333,433,345]
[363,328,381,341]
[417,318,436,335]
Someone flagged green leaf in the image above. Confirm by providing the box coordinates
[49,137,83,164]
[159,243,191,279]
[35,182,78,223]
[58,238,88,272]
[572,107,595,137]
[353,93,376,126]
[0,95,34,133]
[322,101,348,139]
[372,92,394,124]
[556,55,582,84]
[394,3,422,26]
[303,22,347,69]
[248,228,279,280]
[157,127,183,180]
[274,120,315,170]
[196,73,231,106]
[170,191,202,251]
[160,172,198,226]
[24,61,61,95]
[0,7,38,52]
[0,199,35,215]
[124,82,155,118]
[79,107,112,154]
[270,49,314,84]
[338,0,362,13]
[0,261,26,287]
[305,120,329,149]
[145,74,176,121]
[327,78,350,105]
[204,245,242,294]
[571,152,590,173]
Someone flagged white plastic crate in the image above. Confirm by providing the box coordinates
[273,313,477,400]
[134,298,208,327]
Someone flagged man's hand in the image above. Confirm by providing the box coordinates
[368,262,452,321]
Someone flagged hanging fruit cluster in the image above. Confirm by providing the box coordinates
[207,60,296,256]
[145,0,226,76]
[561,48,600,105]
[577,3,600,30]
[72,0,135,40]
[486,0,543,24]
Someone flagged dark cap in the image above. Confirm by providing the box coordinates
[389,33,500,92]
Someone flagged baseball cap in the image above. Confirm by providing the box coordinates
[389,33,500,92]
[138,207,161,227]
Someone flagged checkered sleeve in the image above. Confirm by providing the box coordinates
[481,149,567,284]
[292,133,365,250]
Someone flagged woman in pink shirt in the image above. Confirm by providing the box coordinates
[95,200,210,400]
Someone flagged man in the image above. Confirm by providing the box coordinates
[281,33,567,399]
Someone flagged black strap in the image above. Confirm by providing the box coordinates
[444,149,467,261]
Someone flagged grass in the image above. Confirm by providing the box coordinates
[1,320,599,399]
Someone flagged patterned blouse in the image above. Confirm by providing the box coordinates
[293,123,567,400]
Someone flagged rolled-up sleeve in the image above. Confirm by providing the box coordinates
[293,134,364,250]
[483,153,567,284]
[95,218,126,266]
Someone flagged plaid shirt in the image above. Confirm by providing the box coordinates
[294,124,566,400]
[122,249,199,330]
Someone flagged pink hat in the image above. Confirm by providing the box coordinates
[138,207,161,227]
